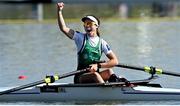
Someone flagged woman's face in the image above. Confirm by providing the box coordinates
[83,19,98,33]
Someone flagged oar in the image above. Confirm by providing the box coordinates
[116,63,180,77]
[0,68,88,95]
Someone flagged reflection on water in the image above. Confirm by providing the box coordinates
[0,24,77,86]
[0,20,180,104]
[137,22,153,62]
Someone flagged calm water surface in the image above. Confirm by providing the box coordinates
[0,20,180,105]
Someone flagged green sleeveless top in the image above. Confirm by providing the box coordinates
[77,35,102,69]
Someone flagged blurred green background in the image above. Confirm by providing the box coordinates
[0,0,180,22]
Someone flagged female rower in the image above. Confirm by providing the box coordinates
[57,2,120,83]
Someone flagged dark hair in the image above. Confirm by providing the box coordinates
[97,28,100,37]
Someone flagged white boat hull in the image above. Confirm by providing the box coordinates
[0,83,180,101]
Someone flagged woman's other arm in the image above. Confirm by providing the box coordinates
[57,2,74,39]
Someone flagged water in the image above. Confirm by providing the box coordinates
[0,20,180,105]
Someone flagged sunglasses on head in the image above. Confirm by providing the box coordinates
[84,21,97,27]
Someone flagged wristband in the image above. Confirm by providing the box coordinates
[97,63,101,68]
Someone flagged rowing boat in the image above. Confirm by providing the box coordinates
[0,63,180,102]
[0,76,180,101]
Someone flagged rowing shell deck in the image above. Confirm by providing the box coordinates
[0,82,180,101]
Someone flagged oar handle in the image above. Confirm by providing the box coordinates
[58,68,87,79]
[116,64,145,71]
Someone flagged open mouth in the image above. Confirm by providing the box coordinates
[86,27,92,32]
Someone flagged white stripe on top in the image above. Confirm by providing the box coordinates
[72,31,112,55]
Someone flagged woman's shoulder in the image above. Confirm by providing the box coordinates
[75,31,85,35]
[100,38,112,54]
[73,31,85,40]
[100,38,108,45]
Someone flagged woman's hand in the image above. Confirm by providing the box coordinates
[89,64,98,72]
[57,2,64,11]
